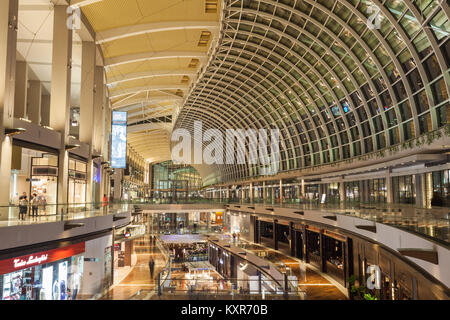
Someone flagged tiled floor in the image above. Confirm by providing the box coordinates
[100,234,347,300]
[101,235,165,300]
[237,240,347,300]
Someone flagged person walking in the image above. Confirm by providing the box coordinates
[18,192,28,221]
[102,194,108,214]
[30,193,39,217]
[149,258,155,279]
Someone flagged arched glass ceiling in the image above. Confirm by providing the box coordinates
[173,0,450,184]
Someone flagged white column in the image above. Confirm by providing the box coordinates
[263,181,267,201]
[27,80,41,124]
[79,41,95,144]
[40,94,50,126]
[80,41,96,203]
[414,174,425,208]
[279,179,283,204]
[49,5,73,205]
[93,66,104,154]
[0,0,18,211]
[386,169,393,204]
[14,61,27,119]
[339,177,345,203]
[250,182,253,202]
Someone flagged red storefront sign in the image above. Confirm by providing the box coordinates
[0,242,85,275]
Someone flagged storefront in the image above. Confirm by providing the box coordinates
[10,144,59,214]
[208,244,233,280]
[392,175,415,204]
[344,181,360,203]
[258,219,274,248]
[306,228,321,269]
[224,211,251,241]
[68,157,87,205]
[0,243,85,300]
[369,178,387,204]
[275,222,290,256]
[425,169,450,207]
[304,184,319,201]
[322,231,346,286]
[324,183,340,203]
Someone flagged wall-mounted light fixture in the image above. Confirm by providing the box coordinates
[5,128,26,136]
[92,154,102,160]
[65,144,80,151]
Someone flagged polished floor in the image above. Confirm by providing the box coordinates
[236,240,347,300]
[101,235,165,300]
[99,234,347,300]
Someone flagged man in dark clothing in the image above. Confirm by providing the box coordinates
[18,192,28,221]
[30,193,39,217]
[149,258,155,279]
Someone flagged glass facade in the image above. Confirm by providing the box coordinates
[151,161,203,200]
[68,158,87,205]
[393,175,416,204]
[173,0,449,184]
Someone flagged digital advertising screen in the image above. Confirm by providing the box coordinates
[111,111,127,169]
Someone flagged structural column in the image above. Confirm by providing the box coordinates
[27,80,41,125]
[93,66,104,154]
[100,90,110,201]
[289,222,295,257]
[14,61,27,119]
[41,94,50,126]
[49,5,73,205]
[301,179,305,198]
[415,174,425,208]
[80,41,96,204]
[279,179,283,204]
[249,182,253,203]
[273,219,278,251]
[339,177,345,204]
[262,181,267,203]
[0,0,18,211]
[386,169,393,204]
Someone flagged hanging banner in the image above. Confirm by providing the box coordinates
[111,111,127,169]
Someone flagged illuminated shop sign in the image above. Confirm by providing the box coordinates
[0,243,85,275]
[111,111,127,169]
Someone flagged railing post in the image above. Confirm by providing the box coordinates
[284,272,289,299]
[157,272,161,296]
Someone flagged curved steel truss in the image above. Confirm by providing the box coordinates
[173,0,450,184]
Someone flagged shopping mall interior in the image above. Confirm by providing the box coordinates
[0,0,449,303]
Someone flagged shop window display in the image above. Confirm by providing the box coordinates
[0,243,85,300]
[10,147,58,215]
[68,158,87,206]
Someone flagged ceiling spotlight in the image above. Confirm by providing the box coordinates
[65,144,80,151]
[5,128,26,136]
[239,263,248,271]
